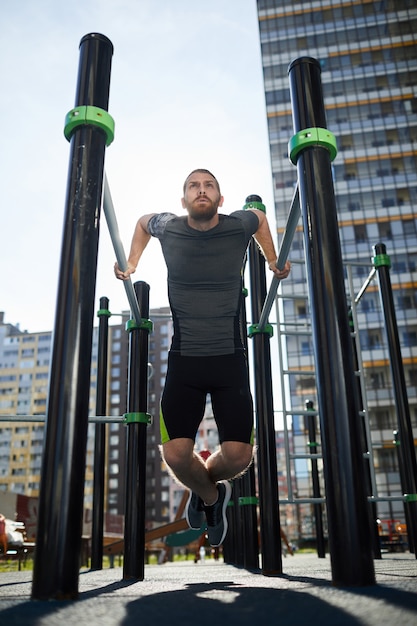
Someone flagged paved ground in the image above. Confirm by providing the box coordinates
[0,552,416,625]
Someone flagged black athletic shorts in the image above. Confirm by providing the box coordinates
[160,351,254,445]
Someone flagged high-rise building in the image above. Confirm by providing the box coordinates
[257,0,417,532]
[0,306,175,530]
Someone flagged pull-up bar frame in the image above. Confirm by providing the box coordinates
[256,185,300,330]
[102,175,142,324]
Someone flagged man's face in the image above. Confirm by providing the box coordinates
[181,172,224,221]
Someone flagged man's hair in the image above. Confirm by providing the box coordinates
[183,169,221,194]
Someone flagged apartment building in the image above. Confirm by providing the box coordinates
[0,306,175,528]
[257,0,417,530]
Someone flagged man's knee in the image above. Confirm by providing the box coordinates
[220,442,254,476]
[161,438,194,473]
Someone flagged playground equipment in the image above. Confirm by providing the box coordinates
[29,35,417,600]
[31,33,114,601]
[287,57,375,585]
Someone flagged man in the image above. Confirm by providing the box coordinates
[0,513,8,556]
[115,169,290,547]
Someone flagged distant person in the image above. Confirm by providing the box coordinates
[0,513,7,555]
[115,169,290,546]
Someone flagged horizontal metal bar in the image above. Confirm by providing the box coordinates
[279,498,326,505]
[0,415,125,424]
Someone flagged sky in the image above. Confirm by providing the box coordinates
[0,0,277,333]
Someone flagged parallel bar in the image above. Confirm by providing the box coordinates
[288,56,375,586]
[258,185,300,329]
[123,281,150,580]
[103,174,142,323]
[0,415,125,423]
[31,33,114,601]
[305,400,326,558]
[373,243,417,556]
[91,297,110,570]
[347,268,382,559]
[226,284,259,570]
[247,215,282,576]
[355,267,376,305]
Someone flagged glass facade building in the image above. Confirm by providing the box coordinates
[257,0,417,534]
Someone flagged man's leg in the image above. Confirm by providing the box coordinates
[162,439,253,503]
[162,438,252,547]
[206,441,254,483]
[161,438,218,505]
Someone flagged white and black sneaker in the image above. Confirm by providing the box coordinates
[204,481,232,547]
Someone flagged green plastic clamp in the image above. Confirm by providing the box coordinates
[248,323,274,338]
[307,442,318,448]
[239,496,259,506]
[123,412,152,425]
[288,127,338,165]
[242,287,248,298]
[97,308,112,318]
[125,318,154,333]
[243,200,266,213]
[372,253,391,269]
[404,493,417,502]
[64,105,115,146]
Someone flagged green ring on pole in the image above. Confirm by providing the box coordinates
[64,105,115,146]
[248,323,274,338]
[372,253,391,269]
[125,318,154,333]
[307,442,318,448]
[243,201,266,213]
[123,412,152,425]
[239,496,259,505]
[404,493,417,502]
[97,308,112,318]
[242,287,248,298]
[288,127,338,165]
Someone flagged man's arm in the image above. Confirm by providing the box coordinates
[114,213,157,280]
[249,209,291,279]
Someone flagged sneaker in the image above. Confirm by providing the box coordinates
[204,481,232,547]
[185,491,206,530]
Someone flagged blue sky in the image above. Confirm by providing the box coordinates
[0,0,277,332]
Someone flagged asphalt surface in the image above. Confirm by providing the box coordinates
[0,552,416,625]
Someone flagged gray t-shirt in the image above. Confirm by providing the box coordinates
[148,210,259,356]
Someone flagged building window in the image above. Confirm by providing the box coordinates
[403,219,416,236]
[374,448,397,473]
[409,369,417,386]
[378,222,392,240]
[354,224,367,243]
[403,331,417,347]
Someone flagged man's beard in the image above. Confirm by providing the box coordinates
[187,198,219,222]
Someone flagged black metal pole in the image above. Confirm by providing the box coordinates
[91,298,111,570]
[305,401,326,558]
[348,309,382,559]
[32,33,113,600]
[223,287,260,569]
[238,286,259,571]
[288,57,375,586]
[246,196,282,576]
[373,243,417,556]
[223,483,239,565]
[123,282,151,580]
[393,430,414,553]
